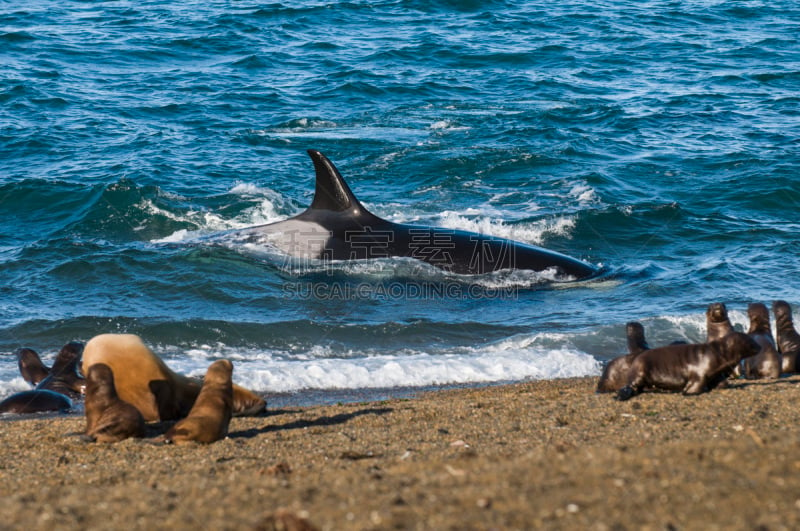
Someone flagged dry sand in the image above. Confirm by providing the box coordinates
[2,375,800,530]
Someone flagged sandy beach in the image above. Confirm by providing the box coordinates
[2,375,800,530]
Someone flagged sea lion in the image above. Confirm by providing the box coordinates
[773,300,800,374]
[596,322,651,393]
[616,331,760,401]
[706,302,735,341]
[164,359,233,444]
[83,363,145,443]
[742,302,781,379]
[0,389,72,414]
[254,509,320,531]
[81,333,265,422]
[626,321,650,354]
[16,347,50,386]
[35,341,86,399]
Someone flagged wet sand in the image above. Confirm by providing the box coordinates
[2,376,800,530]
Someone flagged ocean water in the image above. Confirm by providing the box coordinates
[2,1,799,402]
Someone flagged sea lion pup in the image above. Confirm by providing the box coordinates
[706,302,735,341]
[596,322,651,393]
[254,508,320,531]
[616,331,760,401]
[83,363,145,443]
[626,321,650,355]
[163,359,233,445]
[742,302,781,379]
[35,341,86,399]
[773,300,800,374]
[0,389,72,414]
[81,334,265,422]
[706,302,738,379]
[16,347,50,386]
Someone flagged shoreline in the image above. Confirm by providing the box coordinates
[0,381,515,421]
[3,375,800,530]
[260,380,517,409]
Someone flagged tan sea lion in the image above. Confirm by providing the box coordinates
[35,341,86,399]
[616,332,760,401]
[0,389,72,414]
[742,302,781,379]
[164,359,233,444]
[706,302,735,341]
[83,363,145,443]
[16,347,50,386]
[81,334,265,422]
[773,300,800,374]
[596,322,650,393]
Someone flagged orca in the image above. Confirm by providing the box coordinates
[232,150,599,280]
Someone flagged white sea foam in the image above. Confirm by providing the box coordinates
[154,229,191,243]
[261,125,427,143]
[135,334,602,395]
[437,211,576,245]
[569,183,599,205]
[0,377,38,400]
[429,120,470,132]
[229,182,276,196]
[150,184,291,243]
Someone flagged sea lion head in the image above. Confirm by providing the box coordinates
[747,303,771,333]
[37,341,86,397]
[706,302,729,324]
[773,300,793,322]
[625,321,650,353]
[85,363,118,405]
[626,321,645,339]
[721,332,760,360]
[207,358,233,384]
[51,341,84,374]
[16,347,49,386]
[199,360,234,400]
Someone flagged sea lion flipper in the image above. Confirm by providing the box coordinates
[615,386,636,401]
[232,384,267,416]
[682,379,706,395]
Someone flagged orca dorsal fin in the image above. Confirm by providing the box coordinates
[307,150,368,214]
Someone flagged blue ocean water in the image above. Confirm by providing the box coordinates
[2,1,799,401]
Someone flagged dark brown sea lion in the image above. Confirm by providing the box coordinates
[81,334,265,422]
[254,508,320,531]
[164,359,233,444]
[16,347,50,386]
[626,321,650,354]
[773,300,800,374]
[616,331,760,401]
[742,302,781,379]
[35,341,86,399]
[706,302,735,341]
[0,389,72,414]
[83,363,145,443]
[16,348,50,386]
[596,322,651,393]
